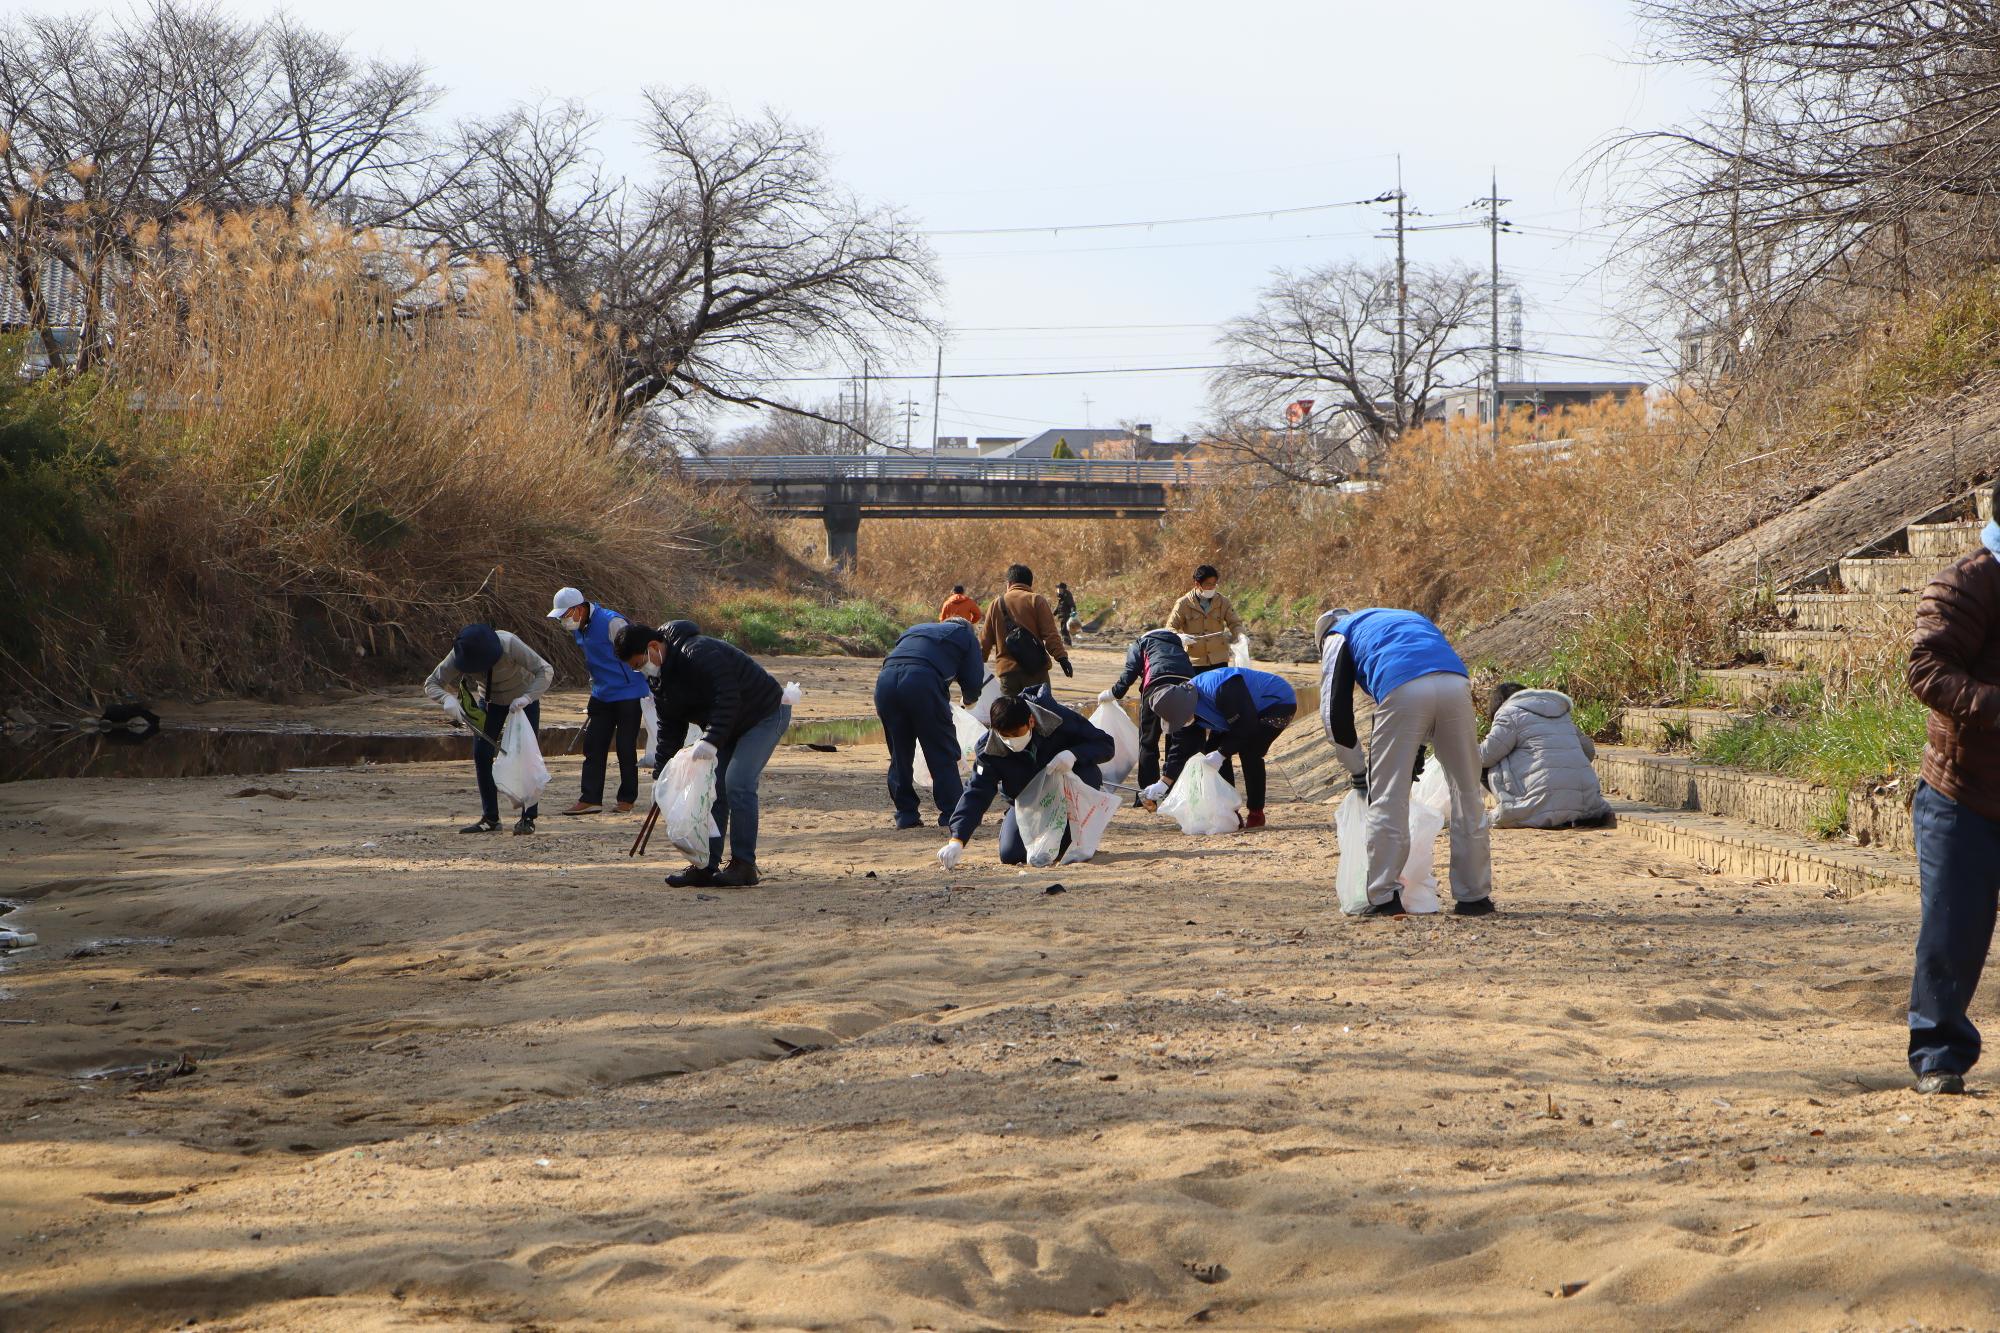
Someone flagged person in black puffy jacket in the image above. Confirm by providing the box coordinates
[1100,628,1197,798]
[618,621,788,889]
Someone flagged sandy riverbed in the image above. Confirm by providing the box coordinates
[1,646,1993,1330]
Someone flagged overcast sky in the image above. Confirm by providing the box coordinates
[48,0,1709,442]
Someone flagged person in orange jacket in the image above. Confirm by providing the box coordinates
[939,585,982,625]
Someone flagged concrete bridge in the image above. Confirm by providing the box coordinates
[679,454,1212,566]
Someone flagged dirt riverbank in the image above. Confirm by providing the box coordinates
[1,647,1991,1330]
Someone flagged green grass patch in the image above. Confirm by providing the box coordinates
[1694,694,1928,791]
[705,593,910,657]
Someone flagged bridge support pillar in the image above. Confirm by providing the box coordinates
[823,503,861,570]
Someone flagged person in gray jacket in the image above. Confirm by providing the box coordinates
[1478,683,1613,829]
[424,623,555,835]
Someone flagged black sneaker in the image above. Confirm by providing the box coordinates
[894,815,923,831]
[512,816,536,836]
[714,859,760,888]
[666,865,718,888]
[460,817,502,834]
[1917,1071,1966,1095]
[1454,897,1496,917]
[1355,893,1407,919]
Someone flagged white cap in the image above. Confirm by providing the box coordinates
[547,587,585,620]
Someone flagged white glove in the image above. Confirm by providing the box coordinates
[1143,780,1170,803]
[937,839,964,870]
[1202,750,1226,770]
[442,697,466,725]
[508,696,533,713]
[690,739,719,764]
[1047,749,1077,774]
[1097,689,1116,703]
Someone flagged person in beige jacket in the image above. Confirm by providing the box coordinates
[1167,564,1245,672]
[980,563,1072,694]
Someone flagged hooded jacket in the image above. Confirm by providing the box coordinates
[643,620,785,759]
[980,584,1069,675]
[1478,689,1611,828]
[1110,628,1195,700]
[948,685,1114,843]
[939,591,983,625]
[425,625,554,710]
[1908,545,2000,823]
[1167,589,1245,669]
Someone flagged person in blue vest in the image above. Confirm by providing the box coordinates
[549,586,653,816]
[1317,607,1494,917]
[1142,666,1297,829]
[876,612,986,830]
[937,687,1115,869]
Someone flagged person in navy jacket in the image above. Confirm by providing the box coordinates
[937,687,1115,868]
[1318,607,1494,917]
[876,613,986,829]
[1100,627,1197,800]
[1144,666,1297,829]
[548,586,652,815]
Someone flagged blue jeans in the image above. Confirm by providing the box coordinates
[1910,781,2000,1076]
[708,705,791,869]
[473,699,541,823]
[996,761,1102,864]
[875,665,963,828]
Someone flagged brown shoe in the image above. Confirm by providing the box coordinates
[613,800,634,814]
[713,859,760,888]
[558,801,603,816]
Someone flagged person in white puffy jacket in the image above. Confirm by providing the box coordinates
[1478,683,1613,829]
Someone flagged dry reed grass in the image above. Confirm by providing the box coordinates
[47,207,789,698]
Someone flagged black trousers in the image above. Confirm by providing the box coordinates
[580,695,643,805]
[1164,705,1296,811]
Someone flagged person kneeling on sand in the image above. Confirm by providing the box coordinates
[1479,682,1613,830]
[937,688,1114,870]
[424,623,554,836]
[1141,666,1298,830]
[1317,607,1494,917]
[618,621,790,889]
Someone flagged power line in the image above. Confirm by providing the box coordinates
[921,192,1396,237]
[764,362,1230,384]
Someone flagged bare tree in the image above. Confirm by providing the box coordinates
[405,89,940,433]
[1611,1,2000,347]
[714,395,896,455]
[1208,259,1490,480]
[0,2,438,373]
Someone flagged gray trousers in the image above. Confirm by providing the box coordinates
[1355,672,1492,906]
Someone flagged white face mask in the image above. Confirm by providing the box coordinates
[1197,590,1216,604]
[564,612,586,633]
[640,660,660,678]
[999,731,1033,752]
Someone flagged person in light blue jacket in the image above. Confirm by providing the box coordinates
[1317,607,1494,917]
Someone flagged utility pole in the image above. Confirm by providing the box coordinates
[1480,169,1510,445]
[902,396,917,450]
[1394,154,1408,431]
[930,344,942,452]
[860,358,870,454]
[1081,392,1094,427]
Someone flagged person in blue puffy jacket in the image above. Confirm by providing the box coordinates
[1317,607,1494,917]
[1143,666,1298,829]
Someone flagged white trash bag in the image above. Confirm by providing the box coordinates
[1158,758,1240,836]
[1014,767,1071,867]
[1088,700,1141,788]
[915,704,988,791]
[1060,774,1120,863]
[1229,634,1253,669]
[973,673,1003,720]
[782,681,803,707]
[491,709,551,810]
[652,747,720,860]
[1333,790,1373,914]
[638,694,660,771]
[1397,765,1453,914]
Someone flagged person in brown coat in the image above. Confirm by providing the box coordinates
[980,563,1072,694]
[1167,564,1246,672]
[1905,484,2000,1094]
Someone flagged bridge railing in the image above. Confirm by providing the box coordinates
[677,454,1215,485]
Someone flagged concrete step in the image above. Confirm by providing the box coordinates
[1837,555,1942,595]
[1610,802,1916,895]
[1594,746,1912,852]
[1742,628,1877,672]
[1695,666,1814,707]
[1773,591,1915,632]
[1618,705,1742,750]
[1908,520,1983,560]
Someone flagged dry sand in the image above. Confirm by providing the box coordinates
[1,646,1993,1331]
